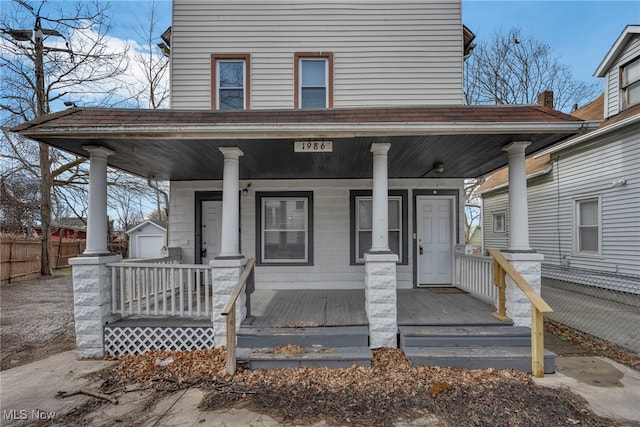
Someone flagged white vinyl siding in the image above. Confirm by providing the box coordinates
[169,178,466,289]
[481,192,509,251]
[603,35,640,117]
[171,0,463,110]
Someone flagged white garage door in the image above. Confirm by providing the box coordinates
[137,235,164,258]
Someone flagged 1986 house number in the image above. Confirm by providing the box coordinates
[294,141,333,152]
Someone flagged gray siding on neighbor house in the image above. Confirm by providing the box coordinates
[169,178,466,290]
[604,34,640,118]
[170,0,463,110]
[481,190,509,251]
[482,125,640,277]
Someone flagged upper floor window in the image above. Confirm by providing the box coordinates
[294,52,333,109]
[211,54,250,110]
[622,57,640,108]
[574,196,601,255]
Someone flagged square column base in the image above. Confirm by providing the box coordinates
[364,253,398,348]
[69,254,122,359]
[502,252,544,327]
[210,258,248,347]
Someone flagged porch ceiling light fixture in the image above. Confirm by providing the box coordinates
[421,162,445,177]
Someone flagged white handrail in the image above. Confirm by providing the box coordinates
[455,253,496,305]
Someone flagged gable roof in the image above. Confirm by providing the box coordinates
[595,25,640,77]
[126,219,167,235]
[475,154,552,195]
[571,94,604,121]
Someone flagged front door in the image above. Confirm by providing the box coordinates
[416,197,453,286]
[201,200,222,264]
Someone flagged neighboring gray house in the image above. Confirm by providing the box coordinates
[126,219,167,259]
[477,25,640,290]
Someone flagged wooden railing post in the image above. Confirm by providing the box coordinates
[226,304,237,375]
[491,259,509,321]
[488,249,552,377]
[531,307,545,378]
[221,258,256,375]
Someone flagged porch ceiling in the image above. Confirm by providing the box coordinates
[12,105,593,180]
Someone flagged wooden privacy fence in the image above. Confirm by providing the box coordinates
[1,238,86,284]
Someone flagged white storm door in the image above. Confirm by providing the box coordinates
[416,197,453,286]
[201,200,223,264]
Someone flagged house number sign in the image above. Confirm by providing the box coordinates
[294,140,333,152]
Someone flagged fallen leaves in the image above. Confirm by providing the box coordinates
[100,347,623,427]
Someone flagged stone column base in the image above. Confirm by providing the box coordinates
[210,258,248,347]
[364,253,398,348]
[502,252,544,327]
[69,254,122,359]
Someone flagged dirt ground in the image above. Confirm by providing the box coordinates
[2,274,640,426]
[0,272,76,371]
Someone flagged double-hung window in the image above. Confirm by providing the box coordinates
[622,57,640,109]
[574,197,601,255]
[350,190,408,264]
[294,53,333,109]
[211,54,250,110]
[492,212,506,233]
[257,192,313,265]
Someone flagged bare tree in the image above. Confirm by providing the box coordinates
[1,0,129,274]
[462,27,600,245]
[464,27,599,112]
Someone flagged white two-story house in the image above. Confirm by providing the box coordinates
[14,1,595,374]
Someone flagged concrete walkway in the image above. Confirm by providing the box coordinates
[1,350,639,426]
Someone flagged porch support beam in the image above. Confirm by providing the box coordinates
[83,146,114,255]
[217,147,244,259]
[370,143,391,253]
[503,141,532,252]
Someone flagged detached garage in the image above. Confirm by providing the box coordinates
[126,220,167,259]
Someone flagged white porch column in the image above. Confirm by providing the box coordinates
[365,143,397,349]
[83,146,114,255]
[503,141,531,251]
[370,143,391,252]
[502,141,544,327]
[217,147,244,258]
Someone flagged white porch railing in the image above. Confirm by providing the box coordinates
[108,260,214,318]
[455,253,497,305]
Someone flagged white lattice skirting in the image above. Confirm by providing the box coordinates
[104,326,215,356]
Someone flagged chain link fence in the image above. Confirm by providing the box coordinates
[541,264,640,353]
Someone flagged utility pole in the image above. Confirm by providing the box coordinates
[34,16,54,275]
[7,5,67,275]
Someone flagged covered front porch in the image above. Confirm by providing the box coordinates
[12,105,591,376]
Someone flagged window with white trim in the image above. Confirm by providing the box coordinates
[257,192,313,265]
[294,53,333,109]
[574,197,600,254]
[622,57,640,108]
[492,212,506,233]
[350,190,407,264]
[212,54,250,110]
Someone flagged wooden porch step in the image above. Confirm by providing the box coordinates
[403,346,556,374]
[236,346,372,369]
[237,325,369,348]
[399,325,530,348]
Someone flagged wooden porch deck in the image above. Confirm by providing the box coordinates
[247,288,505,328]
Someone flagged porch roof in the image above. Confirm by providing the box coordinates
[13,105,594,181]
